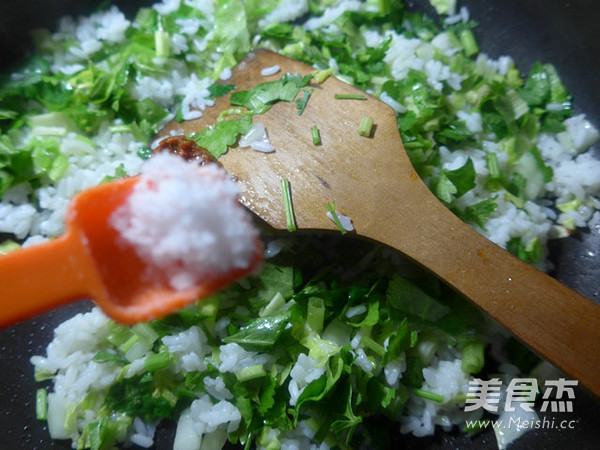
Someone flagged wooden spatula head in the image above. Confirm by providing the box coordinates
[156,50,600,398]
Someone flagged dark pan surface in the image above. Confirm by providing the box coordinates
[1,1,599,449]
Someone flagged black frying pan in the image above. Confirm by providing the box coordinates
[0,1,599,449]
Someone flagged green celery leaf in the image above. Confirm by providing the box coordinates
[104,373,175,421]
[224,311,290,351]
[191,115,253,158]
[386,274,450,322]
[457,196,498,229]
[444,157,476,198]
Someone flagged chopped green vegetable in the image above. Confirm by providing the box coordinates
[154,30,170,58]
[357,116,374,137]
[36,388,48,421]
[312,68,334,84]
[281,178,297,232]
[461,339,485,374]
[325,201,347,235]
[0,239,19,255]
[236,364,266,382]
[459,29,478,57]
[413,388,445,403]
[191,116,253,158]
[230,73,312,114]
[295,88,313,115]
[311,125,322,145]
[334,93,367,100]
[207,84,237,99]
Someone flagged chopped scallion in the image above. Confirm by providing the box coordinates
[36,388,47,421]
[311,125,321,145]
[281,178,297,232]
[325,201,347,235]
[357,116,374,137]
[413,388,445,403]
[144,352,172,372]
[307,297,325,332]
[335,93,367,100]
[461,339,485,374]
[236,364,266,382]
[312,68,334,83]
[132,323,159,343]
[459,29,478,57]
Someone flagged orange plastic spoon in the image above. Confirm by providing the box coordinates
[0,176,262,327]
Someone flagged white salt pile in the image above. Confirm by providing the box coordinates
[110,152,259,290]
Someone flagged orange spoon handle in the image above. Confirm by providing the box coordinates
[0,230,101,327]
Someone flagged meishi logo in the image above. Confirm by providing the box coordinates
[463,377,579,432]
[464,377,578,413]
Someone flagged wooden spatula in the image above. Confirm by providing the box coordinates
[158,49,600,397]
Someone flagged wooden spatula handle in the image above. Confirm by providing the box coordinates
[0,232,99,327]
[372,179,600,396]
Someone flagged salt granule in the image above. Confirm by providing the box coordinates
[110,152,258,290]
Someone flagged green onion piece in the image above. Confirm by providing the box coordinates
[0,239,20,255]
[361,335,386,357]
[154,30,170,58]
[106,322,133,348]
[137,147,153,160]
[108,125,132,134]
[236,364,266,382]
[325,201,347,235]
[461,339,485,374]
[414,332,440,365]
[311,125,322,145]
[335,94,367,100]
[357,116,374,137]
[459,29,479,57]
[414,388,445,403]
[307,297,325,332]
[485,152,500,179]
[144,352,172,372]
[281,178,297,232]
[313,68,334,83]
[34,368,54,382]
[36,388,47,421]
